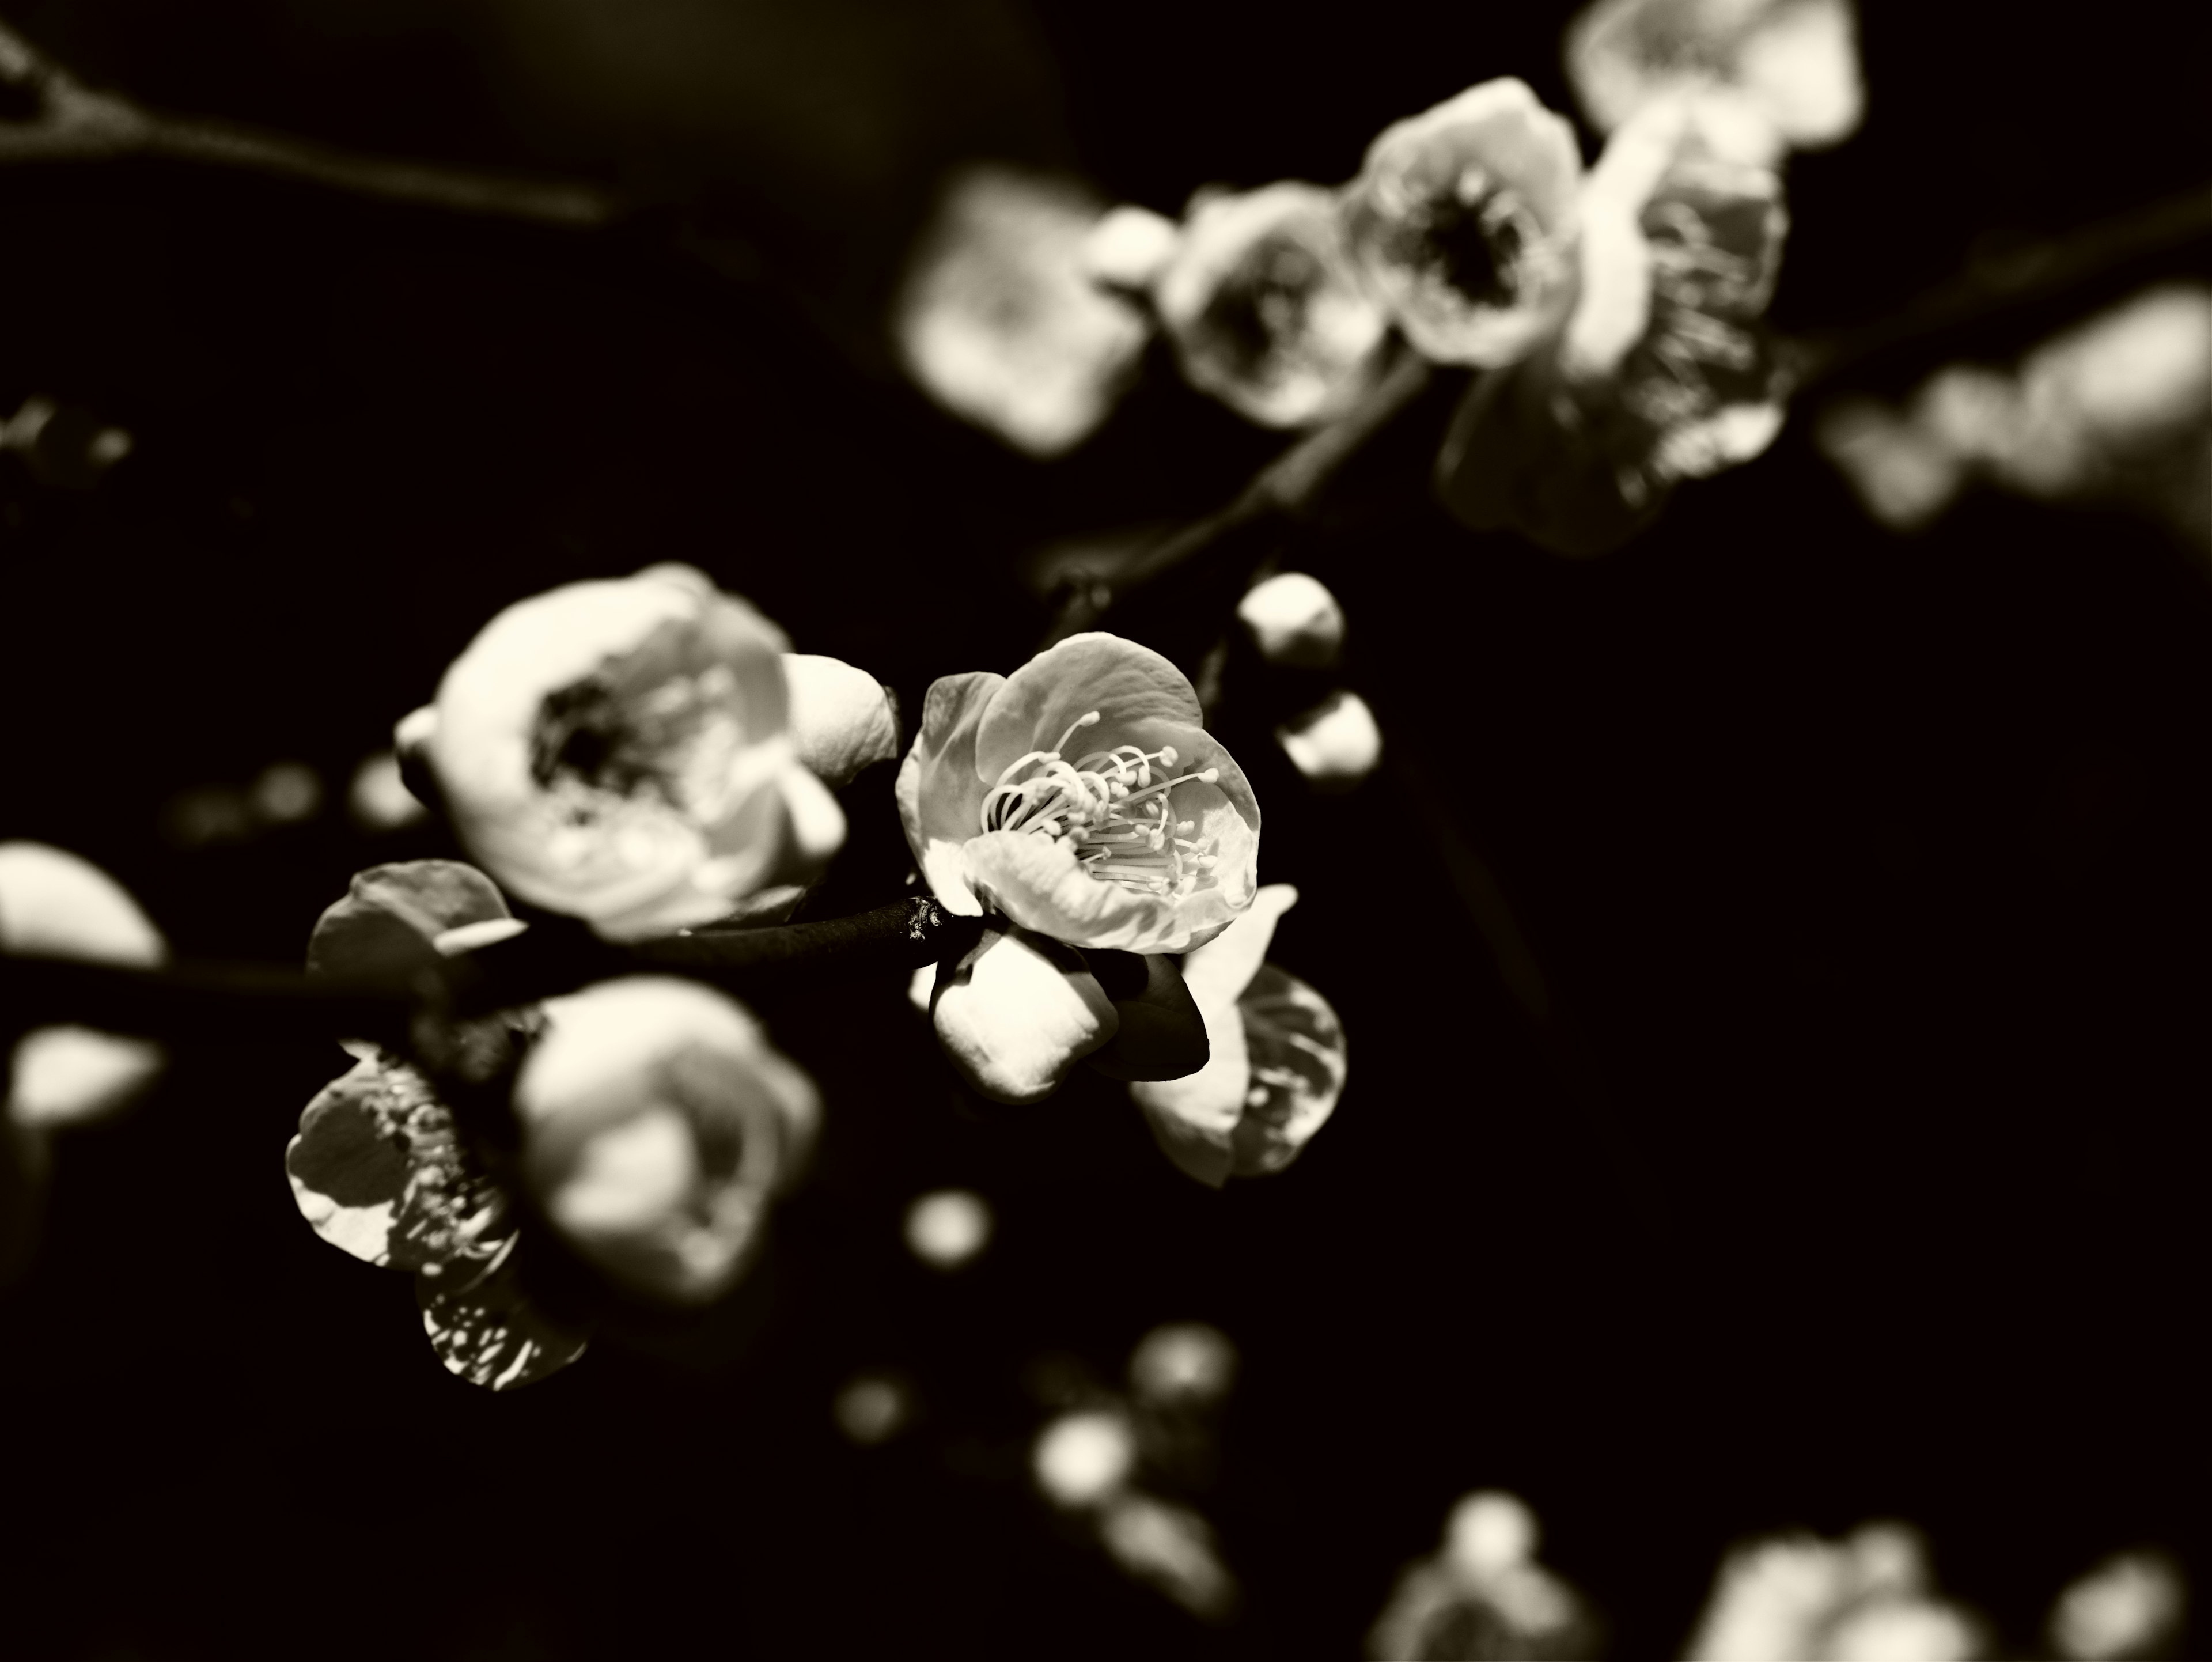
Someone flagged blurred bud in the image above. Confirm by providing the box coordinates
[428,565,844,941]
[516,976,820,1305]
[903,1188,994,1270]
[250,760,324,826]
[1683,1524,1978,1662]
[1238,572,1346,670]
[2049,1551,2186,1662]
[834,1369,917,1445]
[1154,183,1391,428]
[1133,887,1346,1186]
[1100,1493,1240,1621]
[347,749,430,833]
[1278,691,1382,789]
[930,925,1119,1104]
[1816,399,1967,531]
[1368,1490,1598,1661]
[1082,205,1181,294]
[1034,1409,1137,1508]
[1343,79,1584,368]
[1565,0,1863,162]
[893,165,1153,457]
[1129,1322,1237,1409]
[0,843,166,1129]
[782,653,900,789]
[1446,1491,1539,1580]
[2,395,135,490]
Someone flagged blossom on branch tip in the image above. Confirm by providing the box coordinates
[898,634,1261,955]
[0,842,167,1129]
[1237,571,1346,671]
[1436,93,1790,556]
[516,975,819,1307]
[1131,885,1346,1187]
[424,565,847,941]
[1278,691,1382,790]
[1153,183,1391,429]
[1342,78,1584,369]
[894,165,1153,457]
[1565,0,1863,163]
[289,860,584,1390]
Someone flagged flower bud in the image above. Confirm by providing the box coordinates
[782,652,901,788]
[1082,205,1181,294]
[930,926,1119,1105]
[1237,572,1346,670]
[516,976,819,1305]
[0,842,166,1128]
[1277,691,1382,789]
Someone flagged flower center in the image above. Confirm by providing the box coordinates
[978,710,1224,900]
[529,664,747,824]
[1406,168,1539,308]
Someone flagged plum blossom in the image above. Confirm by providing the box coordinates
[898,634,1261,956]
[1437,93,1790,556]
[423,565,849,941]
[1152,183,1392,428]
[1131,885,1346,1187]
[1341,78,1585,369]
[287,860,585,1390]
[0,842,167,1130]
[927,923,1120,1104]
[514,975,819,1306]
[1681,1523,1983,1662]
[893,164,1153,457]
[1565,0,1863,164]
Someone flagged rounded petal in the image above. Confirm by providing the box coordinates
[418,1238,589,1391]
[897,670,1007,915]
[1179,884,1299,1016]
[975,634,1207,782]
[967,830,1221,955]
[931,926,1119,1104]
[1226,964,1347,1178]
[782,653,901,789]
[306,860,511,983]
[1131,1006,1248,1188]
[8,1028,165,1131]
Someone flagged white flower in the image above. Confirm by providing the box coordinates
[1131,885,1346,1187]
[1154,183,1391,428]
[1565,0,1863,164]
[893,164,1153,457]
[516,975,819,1305]
[426,565,846,941]
[1342,78,1585,368]
[0,842,166,1129]
[928,924,1121,1105]
[899,634,1261,955]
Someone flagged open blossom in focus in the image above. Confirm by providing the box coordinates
[1342,78,1584,369]
[1683,1523,1983,1662]
[1152,183,1391,429]
[1438,93,1790,557]
[425,565,847,942]
[1565,0,1863,164]
[1132,885,1346,1187]
[0,842,167,1129]
[516,975,818,1305]
[899,634,1260,955]
[893,164,1153,457]
[287,861,586,1391]
[1367,1491,1601,1661]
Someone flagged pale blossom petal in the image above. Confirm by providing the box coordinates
[929,926,1119,1104]
[781,652,901,789]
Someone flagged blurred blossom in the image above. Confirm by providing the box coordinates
[1034,1409,1137,1508]
[779,653,901,789]
[157,783,255,849]
[1153,183,1391,428]
[250,761,324,826]
[0,842,167,1130]
[1565,0,1863,163]
[1439,93,1790,556]
[288,861,586,1390]
[1821,286,2212,542]
[1238,572,1347,671]
[1681,1523,1981,1662]
[1133,885,1347,1187]
[1342,78,1584,368]
[347,749,430,834]
[1081,205,1181,294]
[1128,1322,1237,1410]
[1,393,135,490]
[1368,1489,1599,1661]
[903,1187,994,1269]
[1278,690,1383,789]
[425,565,846,941]
[1099,1493,1240,1621]
[834,1370,916,1445]
[893,164,1152,457]
[516,975,820,1306]
[2048,1551,2186,1661]
[899,633,1261,955]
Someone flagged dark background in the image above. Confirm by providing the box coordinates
[4,1,2212,1656]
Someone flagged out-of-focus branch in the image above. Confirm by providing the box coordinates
[0,15,618,226]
